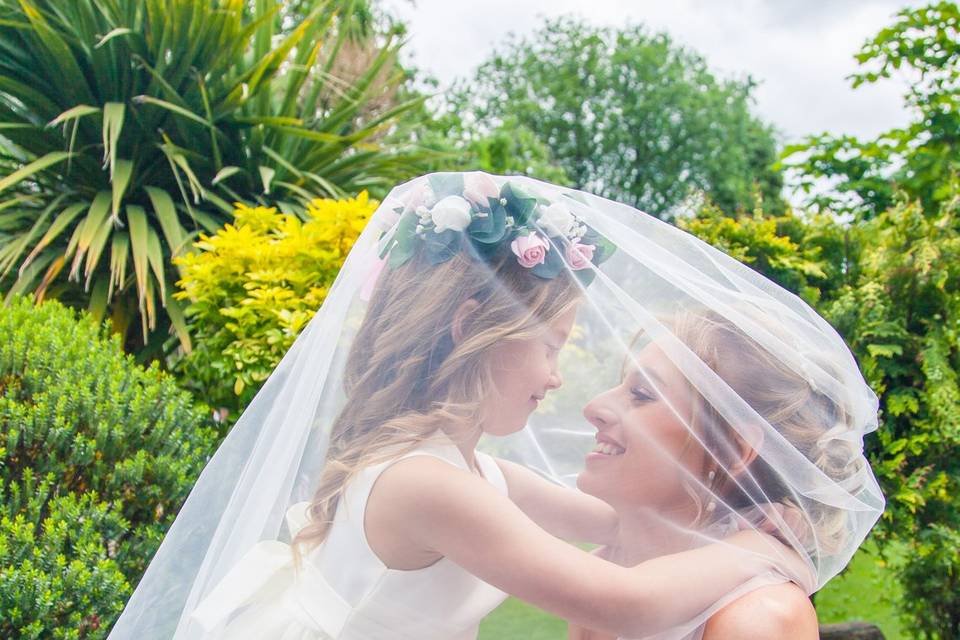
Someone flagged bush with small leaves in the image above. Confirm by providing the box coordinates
[0,295,218,583]
[0,469,129,639]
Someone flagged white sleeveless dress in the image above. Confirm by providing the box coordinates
[190,438,509,639]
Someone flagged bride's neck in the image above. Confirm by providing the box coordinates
[608,504,701,565]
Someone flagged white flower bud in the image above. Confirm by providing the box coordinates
[538,202,575,237]
[430,196,473,233]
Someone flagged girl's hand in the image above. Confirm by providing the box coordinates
[725,529,815,593]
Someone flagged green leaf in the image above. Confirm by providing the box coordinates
[126,205,149,299]
[212,166,241,186]
[101,102,125,180]
[47,104,100,128]
[145,186,185,258]
[111,160,133,221]
[424,229,461,265]
[95,27,135,49]
[259,166,276,194]
[0,151,72,193]
[530,241,565,279]
[428,174,465,199]
[501,182,538,226]
[387,211,419,268]
[467,201,507,244]
[867,343,904,358]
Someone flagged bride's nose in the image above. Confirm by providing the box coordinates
[583,397,618,430]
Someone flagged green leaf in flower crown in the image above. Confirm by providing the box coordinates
[467,199,507,244]
[501,182,538,226]
[425,228,462,265]
[575,268,598,287]
[428,173,466,199]
[530,240,565,279]
[387,210,419,268]
[581,225,617,265]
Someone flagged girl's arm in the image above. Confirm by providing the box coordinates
[367,457,807,639]
[495,457,619,545]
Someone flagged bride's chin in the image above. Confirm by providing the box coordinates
[576,469,609,499]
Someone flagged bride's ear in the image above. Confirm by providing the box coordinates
[451,299,481,345]
[729,423,764,477]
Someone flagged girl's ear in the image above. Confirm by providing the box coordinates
[451,299,481,345]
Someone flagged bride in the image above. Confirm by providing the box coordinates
[569,307,877,639]
[107,172,883,639]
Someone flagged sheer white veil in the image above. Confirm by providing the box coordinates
[108,171,884,639]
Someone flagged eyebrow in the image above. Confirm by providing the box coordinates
[621,362,664,388]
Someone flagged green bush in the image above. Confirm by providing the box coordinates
[899,524,960,638]
[824,187,960,638]
[0,470,129,640]
[0,295,217,584]
[171,193,378,415]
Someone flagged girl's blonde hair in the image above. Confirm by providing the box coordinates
[659,309,865,556]
[293,243,582,554]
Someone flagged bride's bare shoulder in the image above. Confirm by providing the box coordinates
[702,582,818,640]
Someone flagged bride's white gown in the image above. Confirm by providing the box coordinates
[190,439,509,639]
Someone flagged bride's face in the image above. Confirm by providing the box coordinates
[577,342,706,512]
[480,305,577,436]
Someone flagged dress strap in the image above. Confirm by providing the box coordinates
[476,452,508,496]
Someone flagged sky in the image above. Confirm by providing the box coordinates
[381,0,918,146]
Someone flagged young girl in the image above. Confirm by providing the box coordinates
[112,173,808,640]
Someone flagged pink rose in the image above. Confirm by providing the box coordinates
[462,173,501,207]
[565,239,596,270]
[398,181,434,211]
[511,233,550,268]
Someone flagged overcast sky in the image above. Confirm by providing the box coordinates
[382,0,918,145]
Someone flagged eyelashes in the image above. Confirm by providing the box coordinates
[629,386,654,404]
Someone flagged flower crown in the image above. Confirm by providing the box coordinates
[376,174,615,285]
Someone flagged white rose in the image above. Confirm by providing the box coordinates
[430,196,473,232]
[538,202,574,237]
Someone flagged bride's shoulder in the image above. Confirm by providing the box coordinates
[702,582,817,640]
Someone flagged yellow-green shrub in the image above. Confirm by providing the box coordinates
[173,193,377,415]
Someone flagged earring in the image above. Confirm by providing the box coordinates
[705,469,717,513]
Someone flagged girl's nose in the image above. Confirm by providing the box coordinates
[546,369,563,390]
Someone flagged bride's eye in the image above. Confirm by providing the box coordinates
[630,386,653,404]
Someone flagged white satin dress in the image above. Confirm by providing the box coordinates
[190,439,509,639]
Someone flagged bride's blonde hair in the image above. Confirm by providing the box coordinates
[293,244,581,554]
[668,309,866,557]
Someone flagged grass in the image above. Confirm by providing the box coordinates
[479,538,907,639]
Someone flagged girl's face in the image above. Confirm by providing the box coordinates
[577,342,707,512]
[481,305,578,436]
